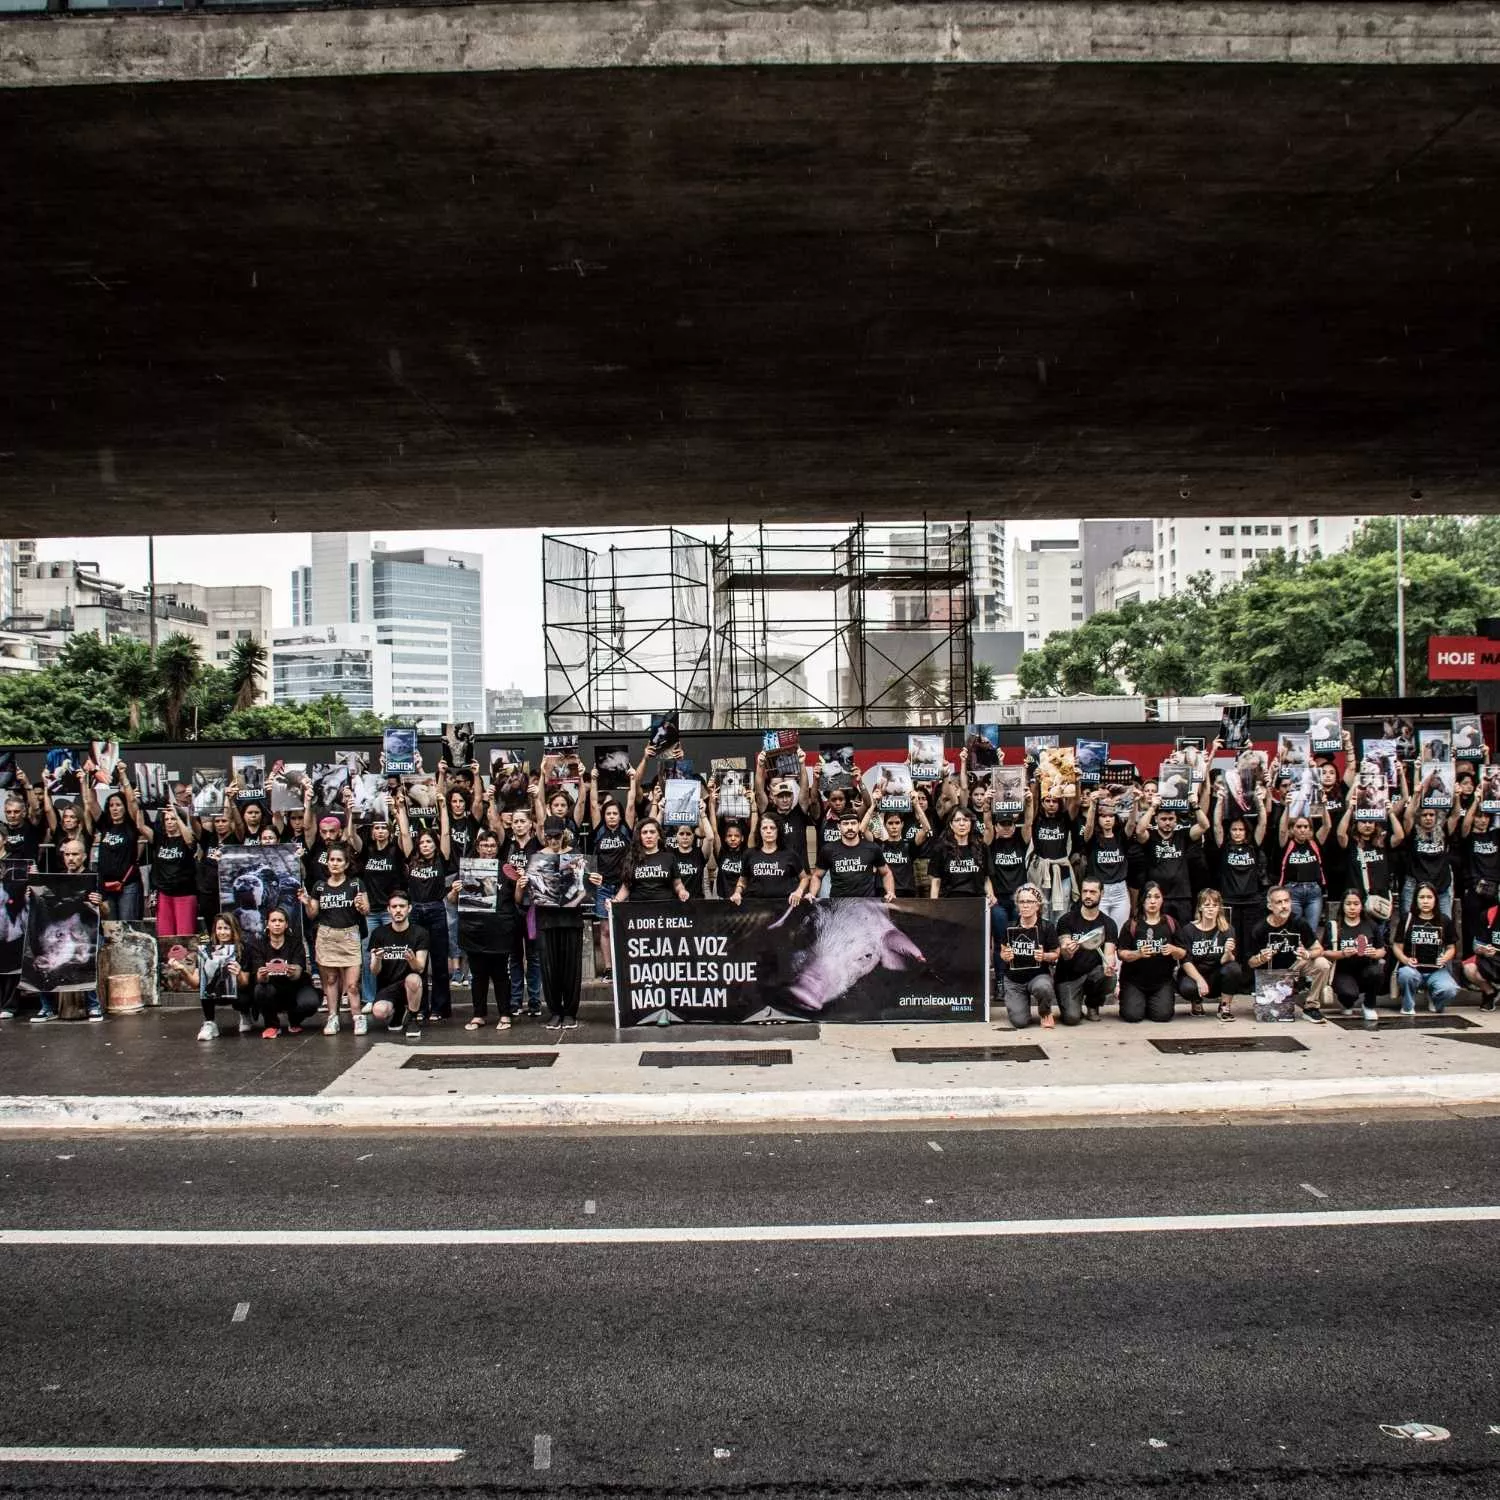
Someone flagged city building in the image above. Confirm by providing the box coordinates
[1151,514,1367,597]
[10,555,215,656]
[486,685,548,735]
[1093,547,1154,614]
[290,533,483,728]
[1079,520,1152,617]
[971,520,1008,630]
[153,581,272,694]
[886,519,1005,629]
[271,624,391,715]
[1012,538,1087,649]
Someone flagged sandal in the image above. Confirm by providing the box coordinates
[495,1016,512,1030]
[464,1017,485,1031]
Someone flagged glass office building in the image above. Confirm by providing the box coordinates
[371,547,483,724]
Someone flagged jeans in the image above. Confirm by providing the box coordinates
[360,925,377,1007]
[1400,878,1452,920]
[446,903,464,977]
[1002,972,1055,1029]
[1286,882,1324,935]
[593,880,619,920]
[1097,883,1130,935]
[1054,969,1106,1024]
[410,901,452,1016]
[1396,965,1459,1011]
[104,882,143,923]
[509,938,542,1013]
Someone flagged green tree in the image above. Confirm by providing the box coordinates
[111,639,157,736]
[227,638,269,711]
[972,662,996,702]
[154,634,203,741]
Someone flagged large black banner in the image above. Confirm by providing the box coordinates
[611,898,988,1025]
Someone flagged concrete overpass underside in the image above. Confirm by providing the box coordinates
[4,23,1500,533]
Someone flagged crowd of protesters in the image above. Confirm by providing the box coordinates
[0,722,1495,1039]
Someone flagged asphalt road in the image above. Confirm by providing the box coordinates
[0,1119,1497,1498]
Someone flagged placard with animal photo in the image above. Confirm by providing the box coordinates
[20,875,99,993]
[1023,734,1060,758]
[1479,764,1500,814]
[191,768,227,817]
[525,850,591,908]
[44,748,81,798]
[1381,714,1417,758]
[1452,714,1484,761]
[762,728,799,779]
[1416,760,1455,810]
[1360,738,1400,789]
[349,773,389,819]
[991,764,1028,815]
[964,724,1000,769]
[309,762,349,812]
[1275,733,1310,782]
[662,778,702,828]
[908,735,946,783]
[335,749,370,778]
[1075,739,1108,786]
[132,762,170,813]
[1220,704,1251,750]
[0,873,27,977]
[649,712,681,755]
[594,744,633,791]
[863,762,914,798]
[382,728,419,776]
[1156,758,1192,812]
[199,940,240,1002]
[400,774,439,819]
[818,743,857,788]
[157,936,201,994]
[218,844,303,943]
[665,758,700,784]
[457,857,500,913]
[441,721,475,770]
[1102,760,1138,788]
[1285,765,1325,820]
[100,921,159,1011]
[90,740,121,789]
[1174,737,1207,781]
[269,765,308,814]
[1354,770,1390,823]
[231,754,266,792]
[1307,707,1342,755]
[544,733,579,758]
[1418,727,1451,766]
[1037,745,1078,800]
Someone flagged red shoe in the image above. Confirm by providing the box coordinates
[260,1027,280,1039]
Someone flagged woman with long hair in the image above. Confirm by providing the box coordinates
[397,795,454,1020]
[298,843,369,1035]
[731,814,806,906]
[615,819,683,904]
[1079,790,1131,933]
[248,905,317,1037]
[190,912,253,1041]
[928,807,993,902]
[1117,881,1185,1023]
[1392,881,1459,1015]
[1325,887,1387,1028]
[151,802,199,938]
[1177,887,1243,1022]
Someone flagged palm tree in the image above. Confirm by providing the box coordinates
[112,639,156,735]
[155,634,203,741]
[227,638,268,711]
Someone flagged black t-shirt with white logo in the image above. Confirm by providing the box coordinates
[404,852,449,906]
[626,853,677,903]
[987,833,1028,897]
[2,819,42,868]
[358,843,407,914]
[880,828,919,896]
[1406,829,1451,889]
[1004,919,1057,981]
[1219,842,1263,904]
[151,825,196,896]
[1031,811,1073,865]
[313,876,364,929]
[1399,913,1456,970]
[1122,916,1178,986]
[367,920,430,989]
[1281,839,1325,890]
[95,822,140,889]
[1348,841,1390,899]
[714,846,746,900]
[771,807,813,871]
[1329,916,1382,955]
[818,838,887,899]
[930,842,987,898]
[671,846,707,899]
[741,848,803,900]
[1250,918,1316,971]
[1145,828,1191,899]
[592,823,631,883]
[1084,832,1127,887]
[1182,920,1230,978]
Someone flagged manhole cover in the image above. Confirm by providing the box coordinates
[1327,1013,1477,1031]
[638,1049,793,1068]
[1150,1036,1307,1055]
[402,1051,558,1070]
[892,1045,1047,1063]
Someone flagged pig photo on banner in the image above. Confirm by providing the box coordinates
[217,844,303,942]
[610,897,988,1026]
[21,875,99,993]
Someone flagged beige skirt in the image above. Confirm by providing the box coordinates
[315,924,362,969]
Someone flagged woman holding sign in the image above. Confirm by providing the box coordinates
[1117,882,1185,1023]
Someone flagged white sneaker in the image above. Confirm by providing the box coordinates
[238,1016,256,1035]
[323,1015,340,1036]
[196,1021,220,1041]
[353,1013,368,1036]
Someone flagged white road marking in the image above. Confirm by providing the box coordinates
[927,1141,943,1153]
[1300,1183,1329,1200]
[1,1205,1497,1248]
[584,1200,596,1215]
[231,1302,249,1323]
[0,1447,464,1465]
[533,1435,551,1470]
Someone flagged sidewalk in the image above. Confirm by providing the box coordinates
[4,988,1500,1131]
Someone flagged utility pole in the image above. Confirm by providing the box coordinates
[147,534,158,650]
[1395,515,1406,698]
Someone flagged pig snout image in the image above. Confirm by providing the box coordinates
[785,901,924,1011]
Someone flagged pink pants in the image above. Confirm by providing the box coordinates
[156,893,199,938]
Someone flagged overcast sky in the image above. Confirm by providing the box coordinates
[42,520,1077,696]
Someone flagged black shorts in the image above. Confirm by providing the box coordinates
[376,980,413,1007]
[1473,955,1500,987]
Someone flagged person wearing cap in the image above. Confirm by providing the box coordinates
[814,808,895,902]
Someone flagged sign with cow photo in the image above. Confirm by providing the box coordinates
[609,898,988,1025]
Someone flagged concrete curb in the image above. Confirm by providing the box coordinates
[3,1073,1500,1130]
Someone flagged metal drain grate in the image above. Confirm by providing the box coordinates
[402,1052,559,1070]
[1327,1013,1478,1031]
[1150,1036,1307,1055]
[638,1049,793,1069]
[892,1045,1047,1064]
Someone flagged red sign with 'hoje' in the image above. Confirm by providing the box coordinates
[1428,636,1500,680]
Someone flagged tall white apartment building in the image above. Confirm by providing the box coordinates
[1151,515,1367,597]
[971,520,1007,630]
[1012,538,1087,649]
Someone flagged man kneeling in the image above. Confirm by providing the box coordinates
[367,893,429,1038]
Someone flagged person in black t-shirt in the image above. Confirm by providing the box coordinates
[712,818,748,901]
[89,770,147,922]
[366,892,429,1036]
[587,784,634,980]
[815,811,895,902]
[1462,899,1500,1009]
[732,816,807,906]
[1117,882,1185,1023]
[1177,888,1245,1021]
[1248,885,1332,1022]
[1393,882,1459,1014]
[1135,800,1207,929]
[248,905,317,1036]
[2,775,45,872]
[928,809,992,901]
[616,820,681,904]
[1054,877,1118,1024]
[668,822,709,901]
[151,803,199,937]
[298,844,370,1035]
[874,806,926,899]
[1325,888,1388,1026]
[998,884,1059,1029]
